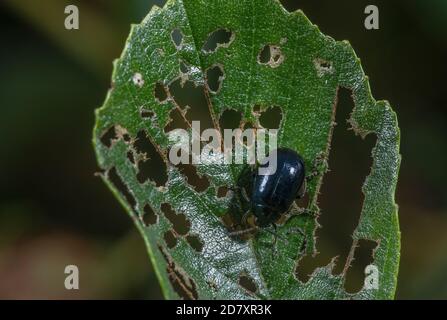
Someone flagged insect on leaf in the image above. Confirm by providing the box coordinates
[93,0,401,299]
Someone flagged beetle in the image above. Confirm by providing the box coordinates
[228,147,310,238]
[252,147,306,227]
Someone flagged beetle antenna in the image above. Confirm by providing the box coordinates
[263,225,289,245]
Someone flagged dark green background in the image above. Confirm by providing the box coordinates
[0,0,445,299]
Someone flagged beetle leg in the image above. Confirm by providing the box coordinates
[241,187,251,203]
[264,225,290,245]
[228,185,250,215]
[227,226,258,238]
[240,209,253,225]
[286,226,305,237]
[262,225,280,258]
[289,202,316,217]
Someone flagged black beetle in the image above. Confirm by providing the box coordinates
[229,147,308,237]
[251,148,306,227]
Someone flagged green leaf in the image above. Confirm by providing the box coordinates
[93,0,401,299]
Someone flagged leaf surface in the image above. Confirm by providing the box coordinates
[93,0,401,299]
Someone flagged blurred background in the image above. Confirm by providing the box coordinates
[0,0,445,299]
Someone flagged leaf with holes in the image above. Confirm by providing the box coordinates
[93,0,400,300]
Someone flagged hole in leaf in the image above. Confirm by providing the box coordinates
[159,245,198,300]
[122,133,131,142]
[344,239,378,294]
[259,45,271,64]
[140,109,155,119]
[132,72,144,87]
[258,45,284,68]
[168,79,215,132]
[177,163,210,193]
[164,108,189,133]
[259,106,283,129]
[186,234,204,252]
[171,28,183,48]
[295,87,377,281]
[238,273,258,294]
[217,186,230,198]
[314,58,334,77]
[253,105,261,113]
[154,82,168,103]
[127,150,135,164]
[133,130,168,186]
[108,167,136,211]
[179,60,189,74]
[142,203,158,226]
[202,28,234,53]
[100,126,118,148]
[161,203,190,236]
[206,65,224,93]
[164,229,177,248]
[219,109,242,131]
